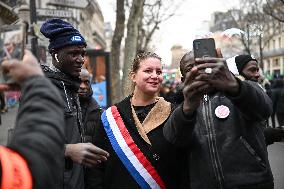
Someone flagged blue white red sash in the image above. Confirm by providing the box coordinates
[101,106,166,189]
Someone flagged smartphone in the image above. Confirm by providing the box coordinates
[0,22,28,89]
[193,38,217,59]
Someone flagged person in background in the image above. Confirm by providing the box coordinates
[78,68,102,144]
[233,54,284,145]
[0,50,65,189]
[40,18,109,189]
[85,51,188,189]
[269,79,284,128]
[164,50,274,189]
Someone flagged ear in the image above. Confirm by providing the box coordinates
[130,71,136,83]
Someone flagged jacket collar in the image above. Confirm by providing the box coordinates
[41,64,81,92]
[116,96,171,145]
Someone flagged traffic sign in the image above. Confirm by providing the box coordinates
[47,0,88,9]
[37,9,73,18]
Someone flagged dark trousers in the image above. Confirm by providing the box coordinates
[0,92,5,110]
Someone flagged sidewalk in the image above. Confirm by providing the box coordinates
[0,106,18,145]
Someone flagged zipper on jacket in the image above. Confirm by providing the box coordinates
[203,95,224,189]
[239,136,266,168]
[61,81,85,142]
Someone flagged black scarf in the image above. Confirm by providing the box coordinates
[41,65,81,92]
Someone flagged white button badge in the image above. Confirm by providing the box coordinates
[215,105,230,119]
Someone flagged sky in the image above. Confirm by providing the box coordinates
[98,0,240,65]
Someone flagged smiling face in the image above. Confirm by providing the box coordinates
[131,57,163,95]
[53,45,86,78]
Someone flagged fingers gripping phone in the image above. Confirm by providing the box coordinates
[193,38,217,59]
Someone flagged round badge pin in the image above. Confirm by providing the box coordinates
[215,105,230,119]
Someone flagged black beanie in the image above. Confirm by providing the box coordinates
[40,18,86,52]
[235,55,258,73]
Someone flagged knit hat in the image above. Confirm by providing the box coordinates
[235,54,258,73]
[40,18,86,52]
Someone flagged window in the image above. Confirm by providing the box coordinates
[267,60,270,68]
[274,58,280,67]
[279,37,282,48]
[273,40,276,50]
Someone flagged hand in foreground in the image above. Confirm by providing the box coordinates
[182,66,211,117]
[1,50,43,86]
[65,143,109,168]
[194,57,239,96]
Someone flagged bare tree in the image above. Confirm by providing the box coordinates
[264,0,284,22]
[228,0,280,57]
[121,0,145,96]
[111,0,182,98]
[137,0,182,51]
[110,0,125,103]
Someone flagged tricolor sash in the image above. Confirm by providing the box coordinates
[101,106,166,189]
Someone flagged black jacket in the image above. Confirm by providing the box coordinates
[270,87,284,125]
[42,65,84,189]
[163,79,274,189]
[7,76,65,189]
[85,96,188,189]
[80,95,102,143]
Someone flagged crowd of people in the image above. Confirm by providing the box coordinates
[0,18,283,189]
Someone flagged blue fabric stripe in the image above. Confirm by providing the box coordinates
[101,110,151,189]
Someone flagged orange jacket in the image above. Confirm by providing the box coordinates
[0,146,32,189]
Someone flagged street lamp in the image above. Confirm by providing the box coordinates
[18,1,30,59]
[18,1,30,23]
[29,0,38,59]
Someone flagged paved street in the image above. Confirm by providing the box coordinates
[0,108,283,188]
[0,106,17,145]
[268,142,284,189]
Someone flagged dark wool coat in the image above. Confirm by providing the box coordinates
[80,95,102,143]
[7,76,65,189]
[85,96,189,189]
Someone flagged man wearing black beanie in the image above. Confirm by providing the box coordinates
[235,54,260,82]
[234,54,284,145]
[40,18,109,189]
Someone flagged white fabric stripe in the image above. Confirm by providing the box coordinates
[106,108,160,189]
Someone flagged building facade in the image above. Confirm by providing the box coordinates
[263,29,284,78]
[36,0,106,50]
[170,44,187,69]
[209,6,284,78]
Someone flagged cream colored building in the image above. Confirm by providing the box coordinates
[170,45,188,69]
[263,29,284,78]
[36,0,106,50]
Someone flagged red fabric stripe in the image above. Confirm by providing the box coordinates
[110,106,166,189]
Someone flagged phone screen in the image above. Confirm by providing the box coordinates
[193,38,217,59]
[0,24,26,87]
